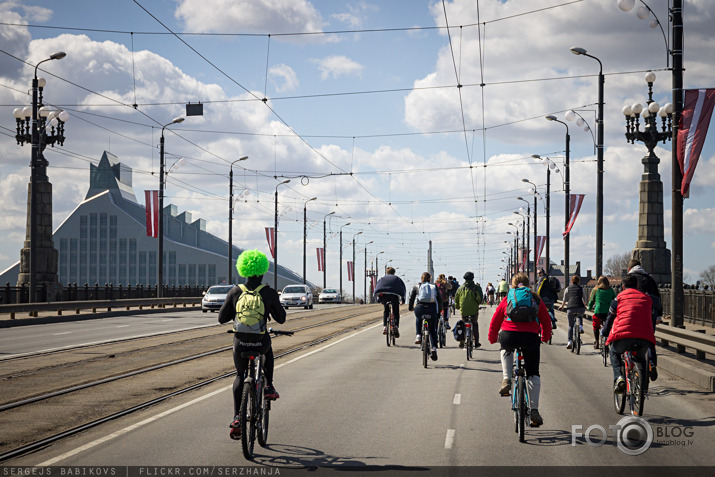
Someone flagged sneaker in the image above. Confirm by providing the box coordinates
[579,325,584,334]
[459,341,464,349]
[264,385,280,400]
[382,326,387,335]
[499,379,512,396]
[394,327,400,339]
[229,417,241,440]
[566,341,572,350]
[444,322,451,330]
[415,335,421,345]
[614,376,626,393]
[649,363,658,381]
[530,409,544,427]
[474,342,482,348]
[552,322,557,330]
[430,349,438,361]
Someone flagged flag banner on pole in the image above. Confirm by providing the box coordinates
[536,236,546,267]
[563,194,585,237]
[347,261,354,281]
[144,190,159,238]
[678,88,715,196]
[371,275,377,292]
[316,248,325,272]
[522,249,528,272]
[265,227,275,258]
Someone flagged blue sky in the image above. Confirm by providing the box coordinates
[1,0,714,294]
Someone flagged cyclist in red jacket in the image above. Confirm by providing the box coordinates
[488,272,551,427]
[601,274,656,393]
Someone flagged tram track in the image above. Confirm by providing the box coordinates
[0,305,383,463]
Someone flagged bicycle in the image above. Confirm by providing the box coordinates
[465,321,473,360]
[378,293,399,347]
[228,327,294,459]
[449,296,456,316]
[420,314,432,368]
[437,316,447,348]
[510,346,530,443]
[600,333,609,367]
[613,343,648,417]
[571,315,582,355]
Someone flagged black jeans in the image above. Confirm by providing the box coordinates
[414,303,438,350]
[499,331,541,378]
[381,295,401,327]
[610,338,649,385]
[232,333,274,416]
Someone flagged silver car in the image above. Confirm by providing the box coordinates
[201,285,234,313]
[280,284,314,309]
[319,288,341,303]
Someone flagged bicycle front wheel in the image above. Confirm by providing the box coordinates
[630,362,647,417]
[257,378,270,447]
[240,382,257,459]
[518,376,526,443]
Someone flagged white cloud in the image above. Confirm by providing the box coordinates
[268,64,298,93]
[311,55,363,80]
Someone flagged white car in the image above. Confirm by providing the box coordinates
[319,288,341,303]
[280,284,314,309]
[201,285,234,313]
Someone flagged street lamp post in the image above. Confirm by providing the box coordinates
[546,115,571,285]
[158,116,185,297]
[273,180,290,291]
[228,156,248,284]
[339,223,351,303]
[532,155,561,278]
[570,46,604,278]
[507,222,519,278]
[352,231,362,303]
[376,251,384,281]
[521,181,538,284]
[513,212,526,273]
[322,211,334,289]
[13,51,67,302]
[302,197,317,284]
[516,198,530,275]
[364,240,373,304]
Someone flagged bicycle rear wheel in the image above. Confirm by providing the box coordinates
[386,318,391,347]
[422,328,429,368]
[437,320,444,349]
[240,382,256,459]
[575,334,581,355]
[257,377,270,447]
[517,376,526,443]
[391,319,396,346]
[601,339,609,367]
[630,362,647,417]
[614,366,626,415]
[466,328,472,360]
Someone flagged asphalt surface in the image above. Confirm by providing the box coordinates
[6,305,715,468]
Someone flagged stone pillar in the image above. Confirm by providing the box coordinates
[632,150,671,285]
[17,178,59,300]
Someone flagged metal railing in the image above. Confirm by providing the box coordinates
[1,282,206,304]
[0,297,201,320]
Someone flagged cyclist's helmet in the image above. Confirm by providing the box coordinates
[236,249,270,278]
[463,271,474,281]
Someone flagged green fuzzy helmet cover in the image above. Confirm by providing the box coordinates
[236,249,270,278]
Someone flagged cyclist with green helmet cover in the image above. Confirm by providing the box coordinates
[218,249,286,440]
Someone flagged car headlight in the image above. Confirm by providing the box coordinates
[301,296,306,301]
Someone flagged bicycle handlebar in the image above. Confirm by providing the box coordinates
[226,327,295,336]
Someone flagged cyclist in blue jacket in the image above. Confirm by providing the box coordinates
[374,266,406,338]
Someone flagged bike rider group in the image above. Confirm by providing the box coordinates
[218,249,661,442]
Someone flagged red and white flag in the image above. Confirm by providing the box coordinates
[536,236,546,267]
[347,261,354,282]
[678,88,715,196]
[316,248,325,272]
[563,194,585,237]
[371,275,377,292]
[522,248,528,272]
[145,190,159,238]
[265,227,275,258]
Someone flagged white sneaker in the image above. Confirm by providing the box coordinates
[415,335,421,344]
[566,341,573,350]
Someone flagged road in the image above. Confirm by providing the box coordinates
[0,304,342,359]
[9,305,715,469]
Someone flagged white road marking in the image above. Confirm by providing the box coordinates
[453,394,461,405]
[115,325,130,328]
[445,429,456,449]
[52,332,72,336]
[36,322,381,465]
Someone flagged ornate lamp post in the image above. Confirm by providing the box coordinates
[228,156,248,284]
[622,72,673,284]
[13,51,67,302]
[302,197,317,284]
[531,154,562,277]
[273,179,290,291]
[570,46,605,278]
[545,115,571,285]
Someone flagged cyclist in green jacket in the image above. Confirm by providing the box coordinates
[497,278,509,300]
[587,276,617,349]
[455,271,483,348]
